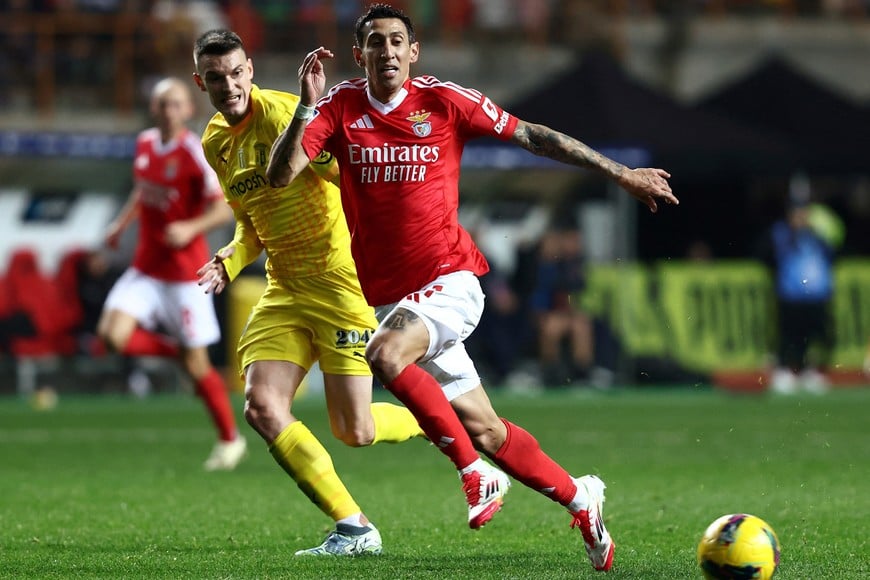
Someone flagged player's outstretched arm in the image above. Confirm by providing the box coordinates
[511,120,679,213]
[266,46,334,188]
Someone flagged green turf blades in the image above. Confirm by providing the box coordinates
[1,388,867,579]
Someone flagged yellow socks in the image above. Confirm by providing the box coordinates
[267,406,420,520]
[370,402,425,444]
[269,421,360,521]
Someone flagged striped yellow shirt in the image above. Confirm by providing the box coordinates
[201,85,351,281]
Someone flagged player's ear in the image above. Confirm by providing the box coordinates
[247,57,254,79]
[192,73,206,92]
[409,41,420,64]
[352,46,364,68]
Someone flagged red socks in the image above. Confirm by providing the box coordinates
[385,365,478,470]
[195,368,237,442]
[494,418,577,506]
[122,328,180,358]
[385,365,577,506]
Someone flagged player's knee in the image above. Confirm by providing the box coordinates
[243,389,276,430]
[242,398,259,429]
[365,337,413,382]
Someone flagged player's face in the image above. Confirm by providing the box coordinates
[354,17,419,103]
[194,48,254,126]
[151,85,192,136]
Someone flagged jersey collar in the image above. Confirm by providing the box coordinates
[152,127,188,154]
[365,79,409,115]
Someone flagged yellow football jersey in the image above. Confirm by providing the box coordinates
[201,85,351,281]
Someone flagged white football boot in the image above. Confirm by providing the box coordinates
[294,523,383,556]
[570,475,615,572]
[203,436,248,471]
[461,462,511,529]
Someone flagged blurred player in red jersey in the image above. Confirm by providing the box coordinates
[267,4,680,571]
[98,77,247,471]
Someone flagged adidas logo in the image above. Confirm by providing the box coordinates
[483,479,503,500]
[349,114,374,129]
[595,514,605,541]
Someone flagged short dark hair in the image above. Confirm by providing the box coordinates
[354,3,416,46]
[193,29,245,64]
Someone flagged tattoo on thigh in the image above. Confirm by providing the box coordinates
[385,308,419,330]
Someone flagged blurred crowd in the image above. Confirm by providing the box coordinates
[465,206,627,391]
[1,0,867,114]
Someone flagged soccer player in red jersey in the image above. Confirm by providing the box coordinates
[267,4,679,571]
[98,77,247,471]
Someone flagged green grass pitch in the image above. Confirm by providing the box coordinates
[1,386,867,579]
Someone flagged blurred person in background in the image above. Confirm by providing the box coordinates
[75,248,122,356]
[759,176,837,395]
[530,218,595,387]
[0,307,35,355]
[465,244,528,388]
[97,77,246,471]
[192,29,425,557]
[266,4,678,571]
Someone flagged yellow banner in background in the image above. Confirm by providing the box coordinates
[656,262,772,372]
[582,263,666,357]
[579,259,870,373]
[831,259,870,366]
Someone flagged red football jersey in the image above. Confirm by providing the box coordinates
[302,76,519,305]
[131,127,223,281]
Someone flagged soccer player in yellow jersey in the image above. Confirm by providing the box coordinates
[192,29,423,556]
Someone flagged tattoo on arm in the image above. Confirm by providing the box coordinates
[265,116,307,187]
[512,121,625,180]
[385,308,420,331]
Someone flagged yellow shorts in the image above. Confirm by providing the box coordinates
[237,262,376,378]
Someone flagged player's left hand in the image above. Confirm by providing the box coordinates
[165,221,197,248]
[298,46,334,106]
[619,168,678,213]
[197,246,233,294]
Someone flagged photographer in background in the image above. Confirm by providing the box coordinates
[760,176,839,395]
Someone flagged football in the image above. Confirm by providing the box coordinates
[697,513,781,579]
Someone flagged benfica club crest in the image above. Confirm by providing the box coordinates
[164,158,178,179]
[407,110,432,137]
